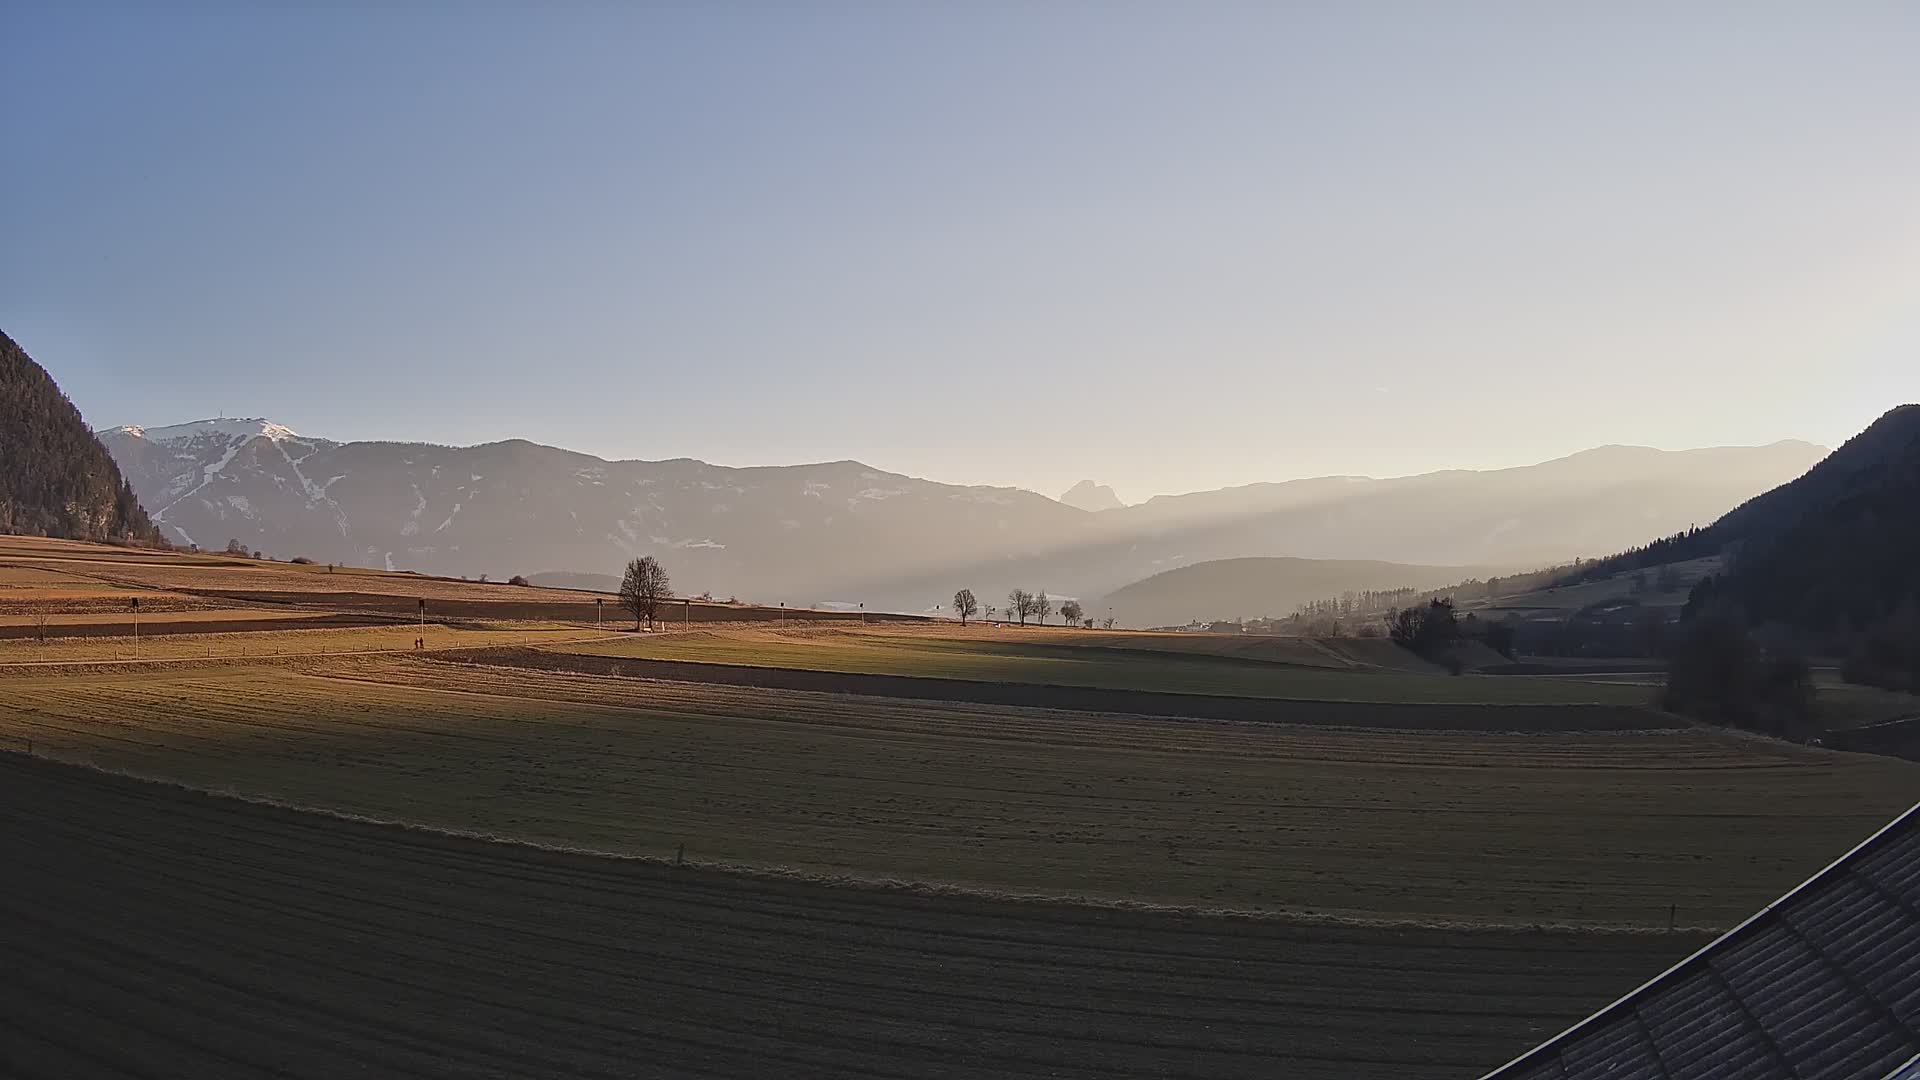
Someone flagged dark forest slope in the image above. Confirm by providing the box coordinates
[0,329,158,542]
[1555,405,1919,621]
[1710,404,1920,634]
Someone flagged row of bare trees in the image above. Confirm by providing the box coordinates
[612,560,1101,634]
[951,588,1086,627]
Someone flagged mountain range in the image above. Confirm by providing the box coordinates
[98,416,1826,618]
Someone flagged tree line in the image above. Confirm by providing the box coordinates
[951,588,1094,628]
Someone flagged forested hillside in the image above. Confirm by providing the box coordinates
[1550,405,1918,640]
[1695,405,1920,690]
[1709,404,1919,635]
[0,329,159,543]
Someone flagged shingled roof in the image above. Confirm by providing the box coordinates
[1483,802,1920,1080]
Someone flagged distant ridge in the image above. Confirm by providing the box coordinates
[109,418,304,444]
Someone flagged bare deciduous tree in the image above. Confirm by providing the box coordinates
[1007,589,1033,626]
[620,556,672,630]
[1100,616,1115,630]
[952,588,979,626]
[1034,591,1053,626]
[1058,599,1083,625]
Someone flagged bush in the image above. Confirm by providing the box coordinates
[1662,606,1816,738]
[291,556,315,565]
[1841,607,1920,692]
[1387,598,1459,657]
[1480,619,1517,659]
[508,575,529,587]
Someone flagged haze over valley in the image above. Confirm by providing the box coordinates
[100,415,1824,620]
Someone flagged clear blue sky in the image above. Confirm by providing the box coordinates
[4,3,1916,501]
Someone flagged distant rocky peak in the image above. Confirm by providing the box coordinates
[1059,479,1124,512]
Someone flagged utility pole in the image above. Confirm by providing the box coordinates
[596,598,603,628]
[685,598,691,625]
[132,596,139,646]
[418,598,425,643]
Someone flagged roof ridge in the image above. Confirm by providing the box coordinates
[1481,800,1920,1078]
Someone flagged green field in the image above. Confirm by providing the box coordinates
[0,753,1707,1080]
[548,626,1658,705]
[1813,677,1920,730]
[5,657,1912,928]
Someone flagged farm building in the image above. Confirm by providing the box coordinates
[1484,802,1920,1079]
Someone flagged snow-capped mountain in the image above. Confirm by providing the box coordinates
[99,418,1830,613]
[97,419,1089,601]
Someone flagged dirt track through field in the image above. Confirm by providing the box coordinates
[0,752,1701,1079]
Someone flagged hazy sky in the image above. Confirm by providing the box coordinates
[4,4,1916,502]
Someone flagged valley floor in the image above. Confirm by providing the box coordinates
[6,537,1917,1076]
[0,752,1702,1080]
[3,656,1911,927]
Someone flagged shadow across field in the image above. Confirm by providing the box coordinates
[0,752,1703,1080]
[469,647,1677,732]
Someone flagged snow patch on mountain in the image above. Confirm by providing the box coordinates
[276,439,330,504]
[115,418,304,444]
[150,432,250,532]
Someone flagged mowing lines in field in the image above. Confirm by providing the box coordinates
[1,661,1912,928]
